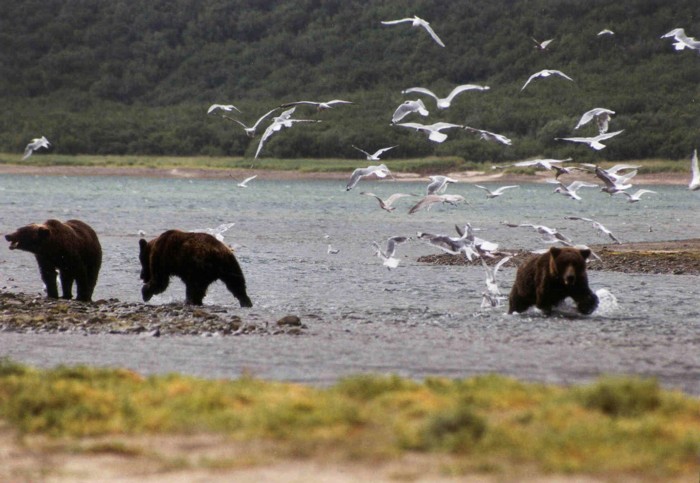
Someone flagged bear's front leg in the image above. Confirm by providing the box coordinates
[39,265,59,299]
[59,271,74,300]
[573,289,599,315]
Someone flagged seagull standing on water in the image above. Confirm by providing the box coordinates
[381,16,445,47]
[391,99,429,123]
[352,145,397,161]
[372,236,410,269]
[689,149,699,191]
[521,69,574,91]
[401,84,490,109]
[555,130,624,150]
[22,136,51,160]
[395,122,463,143]
[346,164,393,191]
[575,108,615,134]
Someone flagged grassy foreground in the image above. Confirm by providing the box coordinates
[0,360,698,479]
[0,152,689,175]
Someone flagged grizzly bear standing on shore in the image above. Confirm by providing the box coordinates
[5,219,102,302]
[139,230,252,307]
[508,246,598,315]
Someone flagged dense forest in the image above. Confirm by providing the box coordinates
[0,0,698,163]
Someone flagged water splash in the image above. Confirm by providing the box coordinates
[593,288,618,316]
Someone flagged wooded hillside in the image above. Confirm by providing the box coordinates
[1,0,698,162]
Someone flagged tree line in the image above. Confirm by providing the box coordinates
[1,0,698,163]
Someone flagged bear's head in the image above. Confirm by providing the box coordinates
[138,238,152,282]
[5,224,51,254]
[548,246,591,286]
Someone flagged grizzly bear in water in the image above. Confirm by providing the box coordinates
[508,246,598,315]
[5,219,102,302]
[139,230,252,307]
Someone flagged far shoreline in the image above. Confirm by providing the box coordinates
[0,163,691,185]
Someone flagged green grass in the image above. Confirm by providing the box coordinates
[0,153,687,176]
[0,360,698,478]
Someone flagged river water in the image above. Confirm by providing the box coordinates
[1,173,699,393]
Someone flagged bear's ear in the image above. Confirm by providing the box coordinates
[139,238,148,250]
[548,247,561,275]
[579,248,591,260]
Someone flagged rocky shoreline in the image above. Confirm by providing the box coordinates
[0,292,306,337]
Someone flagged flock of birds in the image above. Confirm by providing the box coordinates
[18,16,700,312]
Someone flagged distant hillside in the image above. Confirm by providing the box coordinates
[1,0,698,162]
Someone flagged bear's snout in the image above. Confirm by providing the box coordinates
[562,265,577,286]
[5,234,18,250]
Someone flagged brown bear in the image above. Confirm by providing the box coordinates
[5,219,102,302]
[508,246,598,316]
[139,229,252,307]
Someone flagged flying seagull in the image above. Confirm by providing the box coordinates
[565,216,622,244]
[575,108,615,134]
[207,104,241,115]
[474,184,519,198]
[395,122,463,143]
[352,145,397,161]
[593,166,637,194]
[493,158,572,171]
[463,126,512,145]
[221,108,279,137]
[549,180,599,201]
[503,222,573,245]
[426,175,458,195]
[555,130,624,151]
[22,136,51,160]
[480,256,512,308]
[192,223,235,242]
[521,69,574,91]
[401,84,490,110]
[360,192,413,212]
[417,230,479,260]
[372,236,410,269]
[255,107,320,159]
[597,29,615,36]
[613,189,657,203]
[235,175,257,188]
[280,99,353,111]
[381,16,445,47]
[454,223,499,254]
[532,37,553,50]
[391,99,429,123]
[689,149,699,191]
[408,194,466,214]
[346,164,393,191]
[661,28,700,51]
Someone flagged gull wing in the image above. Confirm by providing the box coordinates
[689,149,700,190]
[445,84,490,101]
[380,18,414,25]
[402,87,438,101]
[416,18,445,47]
[371,145,397,158]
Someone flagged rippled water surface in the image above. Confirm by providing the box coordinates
[1,174,699,393]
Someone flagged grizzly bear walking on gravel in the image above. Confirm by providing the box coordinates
[5,219,102,302]
[139,230,252,307]
[508,246,598,316]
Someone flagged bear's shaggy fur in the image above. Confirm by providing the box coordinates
[508,246,598,315]
[139,229,252,307]
[5,219,102,302]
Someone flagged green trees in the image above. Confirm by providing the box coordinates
[1,0,698,160]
